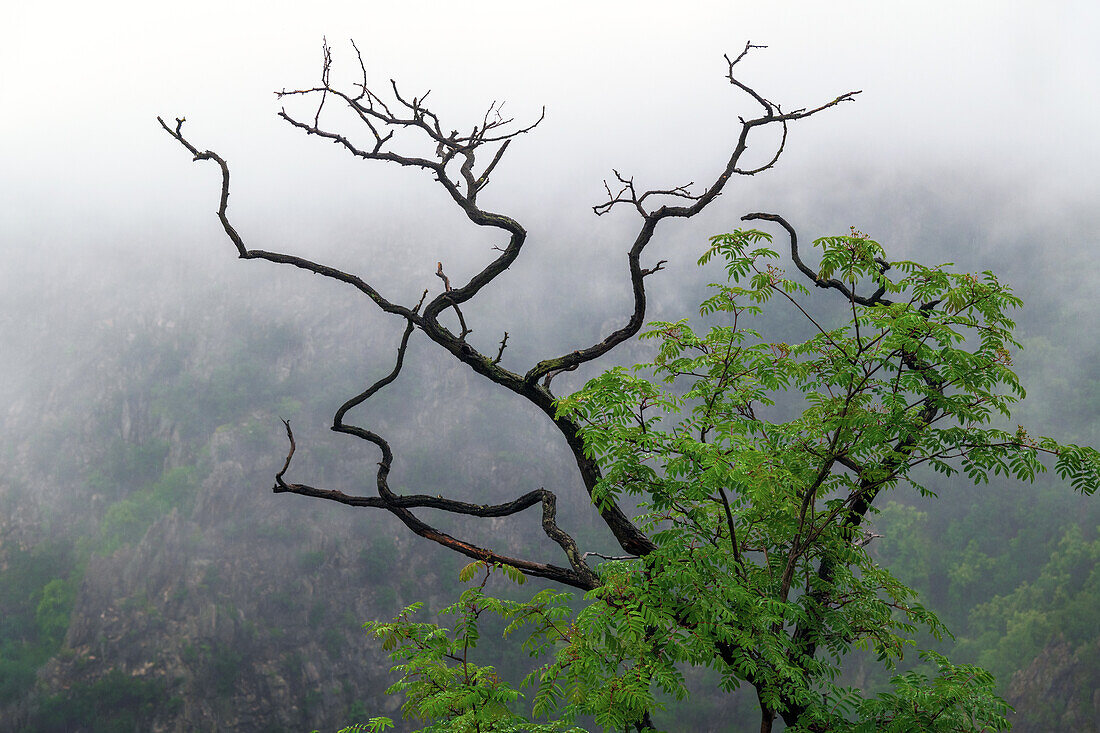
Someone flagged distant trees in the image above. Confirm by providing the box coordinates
[161,42,1100,732]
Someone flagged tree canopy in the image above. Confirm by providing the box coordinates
[357,228,1099,732]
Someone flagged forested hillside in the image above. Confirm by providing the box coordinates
[1,185,1098,731]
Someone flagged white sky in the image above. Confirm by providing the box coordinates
[2,0,1098,264]
[1,0,1098,466]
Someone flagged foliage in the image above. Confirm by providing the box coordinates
[0,541,78,703]
[96,465,200,553]
[364,230,1100,731]
[150,323,307,439]
[955,522,1100,682]
[87,439,169,498]
[365,562,582,733]
[28,669,174,733]
[850,651,1011,732]
[35,577,76,648]
[209,643,245,697]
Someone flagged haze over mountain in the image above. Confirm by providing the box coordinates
[2,2,1099,731]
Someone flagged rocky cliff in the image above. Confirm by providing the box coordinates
[1007,637,1100,732]
[4,249,1100,731]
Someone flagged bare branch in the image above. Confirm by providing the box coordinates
[275,419,296,487]
[531,48,860,385]
[162,45,652,562]
[542,362,579,392]
[274,448,598,588]
[435,261,471,340]
[853,532,883,548]
[741,212,894,307]
[593,170,703,218]
[170,41,879,577]
[724,41,777,115]
[156,116,419,321]
[593,169,642,216]
[435,261,452,291]
[476,138,511,192]
[493,332,509,365]
[278,414,597,588]
[581,551,639,562]
[333,308,421,432]
[734,120,787,176]
[271,308,598,587]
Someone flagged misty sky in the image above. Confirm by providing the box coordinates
[2,1,1098,300]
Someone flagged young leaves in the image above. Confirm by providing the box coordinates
[366,229,1098,732]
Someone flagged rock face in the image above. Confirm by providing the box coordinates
[0,265,579,731]
[1006,637,1100,732]
[13,424,447,733]
[6,251,1100,732]
[0,275,494,732]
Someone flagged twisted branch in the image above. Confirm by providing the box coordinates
[160,40,656,559]
[160,40,859,584]
[527,41,860,385]
[277,309,597,589]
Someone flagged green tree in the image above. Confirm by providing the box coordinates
[161,42,1100,731]
[359,231,1098,731]
[34,578,76,648]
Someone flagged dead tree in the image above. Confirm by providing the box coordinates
[159,40,859,592]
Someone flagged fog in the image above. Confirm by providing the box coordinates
[5,1,1098,372]
[5,1,1099,257]
[2,2,1099,730]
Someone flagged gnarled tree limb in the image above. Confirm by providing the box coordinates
[159,39,858,579]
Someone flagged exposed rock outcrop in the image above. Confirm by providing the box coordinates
[1007,637,1100,732]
